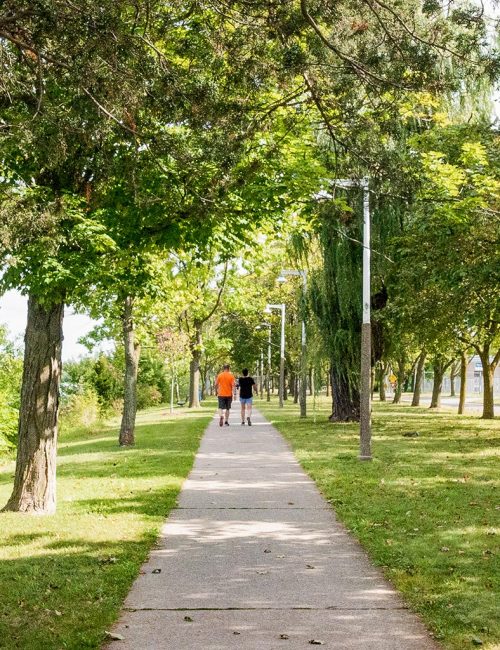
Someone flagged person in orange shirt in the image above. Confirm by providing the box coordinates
[215,364,236,427]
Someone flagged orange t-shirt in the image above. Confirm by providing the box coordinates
[216,371,235,397]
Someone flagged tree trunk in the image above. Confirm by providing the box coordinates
[449,359,459,397]
[119,296,140,446]
[411,350,426,407]
[376,362,387,402]
[430,362,445,409]
[289,370,295,398]
[2,296,64,514]
[329,367,360,422]
[293,374,299,404]
[325,367,330,397]
[458,352,467,415]
[188,323,202,408]
[309,366,313,396]
[479,350,495,419]
[392,357,406,405]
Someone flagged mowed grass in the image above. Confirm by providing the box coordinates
[260,396,499,650]
[0,404,213,650]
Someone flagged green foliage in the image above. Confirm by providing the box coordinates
[60,388,101,433]
[0,326,22,450]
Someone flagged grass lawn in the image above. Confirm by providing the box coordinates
[0,404,213,650]
[260,396,499,650]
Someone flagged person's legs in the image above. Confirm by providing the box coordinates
[218,397,229,426]
[240,400,245,424]
[246,399,253,425]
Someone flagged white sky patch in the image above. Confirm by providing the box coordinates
[0,290,111,361]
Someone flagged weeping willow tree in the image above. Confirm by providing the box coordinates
[310,200,363,421]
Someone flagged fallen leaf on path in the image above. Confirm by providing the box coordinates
[280,633,290,639]
[306,564,315,569]
[256,570,269,575]
[152,568,162,574]
[184,616,193,622]
[233,631,241,635]
[277,555,285,558]
[105,631,124,641]
[309,640,324,645]
[264,549,272,553]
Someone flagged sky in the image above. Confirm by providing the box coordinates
[0,290,111,361]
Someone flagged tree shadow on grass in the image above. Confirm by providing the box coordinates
[0,537,155,650]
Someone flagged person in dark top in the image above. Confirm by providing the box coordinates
[237,368,257,426]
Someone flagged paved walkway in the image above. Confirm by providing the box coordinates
[105,410,438,649]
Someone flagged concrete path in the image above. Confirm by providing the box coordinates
[105,410,439,649]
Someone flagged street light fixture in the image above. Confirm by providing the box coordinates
[265,303,286,407]
[279,269,308,418]
[330,177,371,461]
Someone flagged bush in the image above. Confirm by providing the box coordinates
[0,400,18,451]
[136,384,162,410]
[60,388,101,432]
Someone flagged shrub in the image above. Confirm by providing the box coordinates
[136,384,162,410]
[60,388,101,432]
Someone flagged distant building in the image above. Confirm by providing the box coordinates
[423,355,500,395]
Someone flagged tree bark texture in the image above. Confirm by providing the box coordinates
[119,296,140,446]
[392,357,406,404]
[449,360,460,397]
[329,366,360,422]
[411,350,426,407]
[479,349,495,419]
[188,323,202,408]
[376,362,387,402]
[458,352,467,415]
[430,362,445,408]
[2,296,64,514]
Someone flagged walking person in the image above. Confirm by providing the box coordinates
[238,368,257,426]
[215,364,236,427]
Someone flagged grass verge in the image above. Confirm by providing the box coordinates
[260,396,499,650]
[0,404,213,650]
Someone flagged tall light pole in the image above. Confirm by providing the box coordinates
[331,177,371,461]
[265,303,286,407]
[278,269,308,418]
[255,323,272,401]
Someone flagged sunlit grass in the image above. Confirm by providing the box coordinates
[260,395,499,650]
[0,403,213,649]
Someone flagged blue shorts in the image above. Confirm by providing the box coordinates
[240,397,253,405]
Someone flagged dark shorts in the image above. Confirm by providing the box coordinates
[218,396,232,410]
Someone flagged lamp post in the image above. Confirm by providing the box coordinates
[331,177,371,461]
[278,269,308,418]
[255,323,272,401]
[265,303,286,407]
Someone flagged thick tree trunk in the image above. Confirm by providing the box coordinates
[329,367,360,422]
[119,296,140,446]
[458,352,467,415]
[411,350,426,407]
[188,323,202,408]
[479,350,495,419]
[2,296,64,514]
[430,363,445,409]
